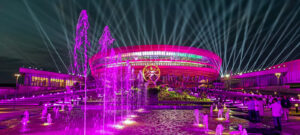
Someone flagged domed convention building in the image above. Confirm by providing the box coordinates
[89,45,222,88]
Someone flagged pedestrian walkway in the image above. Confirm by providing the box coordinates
[230,104,300,135]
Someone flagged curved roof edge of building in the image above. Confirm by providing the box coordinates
[231,59,300,79]
[90,44,222,64]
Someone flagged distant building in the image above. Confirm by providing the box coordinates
[228,59,300,94]
[16,67,83,96]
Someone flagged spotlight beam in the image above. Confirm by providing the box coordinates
[23,0,68,72]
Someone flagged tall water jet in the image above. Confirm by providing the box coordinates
[238,124,243,132]
[73,10,90,135]
[203,114,208,131]
[217,109,223,120]
[242,129,248,135]
[97,25,115,132]
[223,103,227,110]
[68,104,72,112]
[21,110,29,126]
[210,105,213,116]
[42,113,52,126]
[136,70,145,109]
[47,113,52,124]
[225,110,230,122]
[126,61,131,116]
[194,109,200,126]
[215,124,224,135]
[214,104,218,112]
[61,104,65,112]
[41,106,47,119]
[55,107,59,118]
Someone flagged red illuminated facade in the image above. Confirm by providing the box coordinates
[89,45,222,88]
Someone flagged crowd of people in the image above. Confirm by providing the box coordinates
[176,88,297,133]
[247,95,292,131]
[247,97,264,122]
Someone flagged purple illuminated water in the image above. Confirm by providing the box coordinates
[1,104,259,135]
[21,110,29,126]
[73,9,90,135]
[86,24,148,133]
[72,10,141,135]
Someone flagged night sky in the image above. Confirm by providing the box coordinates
[0,0,299,83]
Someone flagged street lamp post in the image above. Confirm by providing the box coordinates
[14,73,21,110]
[225,74,230,90]
[275,73,281,95]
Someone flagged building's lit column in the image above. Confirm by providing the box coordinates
[275,73,281,85]
[275,73,281,94]
[225,74,230,90]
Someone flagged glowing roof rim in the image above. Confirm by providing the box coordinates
[90,44,222,64]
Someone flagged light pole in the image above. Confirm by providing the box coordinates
[275,73,281,95]
[14,73,21,110]
[225,74,230,90]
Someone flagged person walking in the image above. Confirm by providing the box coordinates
[247,97,255,122]
[257,98,264,122]
[270,98,283,131]
[281,96,291,121]
[254,97,260,122]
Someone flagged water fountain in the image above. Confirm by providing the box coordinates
[97,26,114,133]
[68,104,72,111]
[21,110,29,126]
[126,61,132,117]
[73,10,90,135]
[61,104,65,111]
[217,109,223,120]
[55,107,59,118]
[136,70,146,110]
[225,110,230,122]
[242,129,248,135]
[194,109,200,126]
[238,124,243,132]
[47,113,52,124]
[203,114,208,131]
[42,113,52,126]
[41,106,47,119]
[214,105,218,111]
[93,25,143,133]
[230,124,244,135]
[215,124,224,135]
[69,9,148,134]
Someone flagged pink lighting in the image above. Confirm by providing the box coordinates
[42,123,51,126]
[98,26,115,52]
[229,59,300,92]
[136,108,145,113]
[122,118,136,125]
[73,10,90,75]
[89,45,222,88]
[194,124,204,127]
[112,124,125,129]
[216,118,225,121]
[129,114,138,118]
